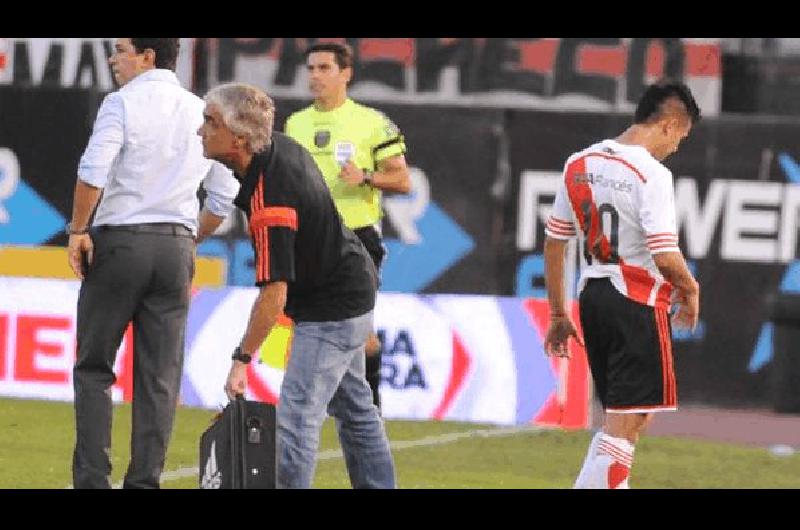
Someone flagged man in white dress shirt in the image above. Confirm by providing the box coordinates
[66,38,239,489]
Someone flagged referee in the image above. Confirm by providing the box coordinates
[284,42,411,410]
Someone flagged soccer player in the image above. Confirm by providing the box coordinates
[543,81,701,489]
[285,42,411,410]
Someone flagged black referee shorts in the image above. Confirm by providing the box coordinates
[578,278,677,413]
[353,225,386,270]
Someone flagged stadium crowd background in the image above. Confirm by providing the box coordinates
[2,38,800,429]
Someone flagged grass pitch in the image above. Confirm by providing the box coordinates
[2,397,799,489]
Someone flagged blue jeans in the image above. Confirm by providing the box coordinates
[276,310,396,489]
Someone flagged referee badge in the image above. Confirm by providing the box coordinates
[314,130,331,148]
[335,141,356,166]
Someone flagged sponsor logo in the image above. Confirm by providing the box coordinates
[379,329,428,390]
[200,440,222,489]
[573,172,633,193]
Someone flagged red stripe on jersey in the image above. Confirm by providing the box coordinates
[252,225,261,280]
[619,262,655,306]
[251,207,298,232]
[261,225,269,282]
[585,153,647,183]
[548,217,574,228]
[647,232,676,239]
[656,281,672,308]
[250,180,261,281]
[546,226,575,235]
[647,236,678,243]
[649,243,677,248]
[250,174,270,283]
[649,243,680,250]
[546,219,575,231]
[565,157,617,263]
[648,243,679,250]
[547,228,576,237]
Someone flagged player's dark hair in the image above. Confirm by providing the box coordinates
[304,42,354,70]
[130,38,180,71]
[634,80,701,125]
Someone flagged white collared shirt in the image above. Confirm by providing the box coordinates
[78,69,239,235]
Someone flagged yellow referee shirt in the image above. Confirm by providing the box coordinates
[285,98,406,229]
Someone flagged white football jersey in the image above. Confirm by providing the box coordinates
[545,139,680,309]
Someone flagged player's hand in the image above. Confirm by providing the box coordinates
[68,233,93,280]
[338,160,366,186]
[545,315,583,359]
[672,284,699,331]
[225,361,248,400]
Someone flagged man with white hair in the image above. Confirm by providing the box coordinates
[197,82,396,489]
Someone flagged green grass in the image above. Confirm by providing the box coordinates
[2,397,799,489]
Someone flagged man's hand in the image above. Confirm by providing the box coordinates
[672,282,700,331]
[338,160,366,186]
[68,233,94,280]
[653,251,700,331]
[544,315,584,358]
[225,361,248,400]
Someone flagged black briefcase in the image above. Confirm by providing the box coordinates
[199,395,277,489]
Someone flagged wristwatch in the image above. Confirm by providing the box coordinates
[231,345,252,364]
[65,222,89,235]
[362,170,374,187]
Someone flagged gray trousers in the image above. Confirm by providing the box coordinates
[72,224,195,489]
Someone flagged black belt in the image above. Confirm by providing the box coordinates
[95,223,194,238]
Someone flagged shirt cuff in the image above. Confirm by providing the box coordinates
[545,216,576,240]
[647,233,679,254]
[204,195,236,218]
[77,167,109,188]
